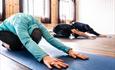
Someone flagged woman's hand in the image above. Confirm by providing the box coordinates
[68,49,89,60]
[43,55,69,69]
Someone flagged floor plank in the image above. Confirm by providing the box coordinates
[59,35,115,58]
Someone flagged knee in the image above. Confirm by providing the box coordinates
[31,28,42,43]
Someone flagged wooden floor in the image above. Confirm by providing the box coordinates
[59,35,115,58]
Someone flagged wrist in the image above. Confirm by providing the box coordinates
[67,48,73,54]
[43,55,50,60]
[42,55,51,62]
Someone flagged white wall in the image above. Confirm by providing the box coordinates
[79,0,115,34]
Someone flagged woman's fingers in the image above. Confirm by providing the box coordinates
[45,62,52,69]
[71,53,77,58]
[51,59,69,69]
[58,62,69,68]
[76,53,89,60]
[68,49,89,60]
[54,63,62,69]
[56,58,64,62]
[43,56,69,69]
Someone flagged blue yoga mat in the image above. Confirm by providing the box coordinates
[0,39,115,70]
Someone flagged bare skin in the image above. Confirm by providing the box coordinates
[43,49,89,69]
[71,29,96,39]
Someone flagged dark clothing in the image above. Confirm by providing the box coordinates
[53,24,74,38]
[53,22,100,38]
[72,22,100,36]
[0,28,42,51]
